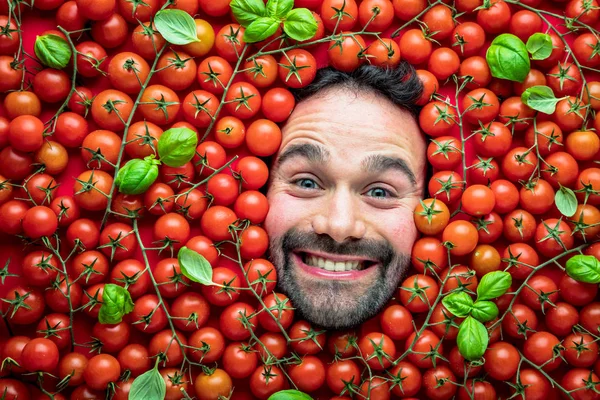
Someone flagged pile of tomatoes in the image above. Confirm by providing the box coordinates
[1,0,600,398]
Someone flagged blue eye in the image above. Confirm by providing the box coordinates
[366,187,391,198]
[295,178,319,190]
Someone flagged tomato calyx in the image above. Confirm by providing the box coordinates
[3,290,33,318]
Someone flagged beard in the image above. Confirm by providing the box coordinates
[268,227,411,330]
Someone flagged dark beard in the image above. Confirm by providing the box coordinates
[268,227,411,330]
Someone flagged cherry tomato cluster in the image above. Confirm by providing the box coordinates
[1,0,600,399]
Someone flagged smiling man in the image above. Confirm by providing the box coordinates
[264,63,427,330]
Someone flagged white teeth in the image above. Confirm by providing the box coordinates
[303,254,364,271]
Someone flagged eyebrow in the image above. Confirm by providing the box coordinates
[276,143,330,166]
[276,142,417,185]
[362,154,417,185]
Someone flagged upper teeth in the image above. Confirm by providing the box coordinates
[304,254,363,271]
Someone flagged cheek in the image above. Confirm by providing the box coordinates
[375,207,418,254]
[264,193,309,239]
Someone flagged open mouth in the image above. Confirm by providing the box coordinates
[298,251,379,272]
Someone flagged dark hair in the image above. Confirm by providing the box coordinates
[290,62,424,116]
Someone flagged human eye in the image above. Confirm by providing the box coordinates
[365,187,396,199]
[292,178,321,190]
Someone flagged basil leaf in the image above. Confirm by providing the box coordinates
[178,246,213,285]
[115,157,160,195]
[268,390,314,400]
[471,300,499,323]
[129,367,166,400]
[555,185,578,217]
[98,283,134,324]
[231,0,267,27]
[441,292,473,318]
[244,16,280,43]
[566,254,600,284]
[154,9,199,45]
[476,271,512,301]
[521,85,561,114]
[457,316,489,361]
[266,0,293,18]
[486,33,530,82]
[34,34,72,70]
[157,127,198,167]
[283,8,318,42]
[526,33,553,60]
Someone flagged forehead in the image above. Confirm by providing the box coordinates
[279,87,426,166]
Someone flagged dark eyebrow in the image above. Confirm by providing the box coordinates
[362,154,417,185]
[276,143,330,166]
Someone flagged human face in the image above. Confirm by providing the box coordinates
[264,87,427,329]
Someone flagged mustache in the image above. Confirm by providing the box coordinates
[281,227,396,265]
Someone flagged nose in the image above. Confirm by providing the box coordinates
[311,187,366,243]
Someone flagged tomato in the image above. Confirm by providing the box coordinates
[144,182,175,215]
[567,0,600,23]
[392,0,425,19]
[490,179,519,214]
[327,330,358,357]
[523,332,562,372]
[503,209,536,242]
[449,345,483,378]
[328,32,366,72]
[149,329,187,367]
[483,342,519,380]
[546,301,579,337]
[244,258,277,296]
[427,47,459,81]
[36,141,69,176]
[250,365,287,400]
[68,86,93,115]
[22,206,57,239]
[414,198,450,235]
[514,68,547,95]
[83,354,120,390]
[160,158,195,189]
[125,121,162,159]
[58,352,88,386]
[576,168,600,205]
[154,212,191,250]
[33,68,70,103]
[502,242,539,280]
[66,218,100,250]
[502,303,538,339]
[422,3,454,40]
[153,258,190,299]
[287,355,325,393]
[99,222,137,261]
[0,147,33,180]
[560,274,598,306]
[388,361,421,397]
[225,82,262,120]
[502,147,537,182]
[289,320,327,355]
[321,0,358,31]
[519,179,555,216]
[107,52,149,94]
[131,294,169,333]
[0,200,28,234]
[220,302,257,341]
[564,333,598,367]
[535,218,574,258]
[139,84,180,126]
[463,88,499,125]
[35,313,70,351]
[566,130,600,161]
[70,385,104,400]
[365,37,400,67]
[117,344,150,377]
[427,136,462,172]
[469,244,500,277]
[405,330,443,369]
[512,369,550,400]
[90,14,128,48]
[423,365,457,400]
[554,96,586,132]
[71,251,108,287]
[214,24,245,62]
[9,115,43,152]
[541,151,579,189]
[46,279,82,313]
[457,380,496,400]
[235,156,270,190]
[54,111,89,148]
[182,19,215,57]
[419,101,456,137]
[326,359,361,395]
[75,41,107,78]
[0,56,23,92]
[462,185,495,216]
[91,90,133,131]
[442,220,479,256]
[75,0,114,20]
[411,237,448,274]
[357,332,395,371]
[399,274,439,313]
[278,49,317,89]
[221,342,258,380]
[548,62,582,98]
[4,90,41,118]
[561,369,600,400]
[22,250,59,287]
[255,332,288,360]
[452,22,485,58]
[21,338,59,373]
[188,326,225,363]
[477,0,511,33]
[524,120,563,156]
[132,22,166,60]
[81,129,121,171]
[416,69,439,105]
[91,321,130,353]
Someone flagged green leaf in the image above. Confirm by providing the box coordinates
[115,157,160,195]
[98,284,134,324]
[178,246,213,285]
[34,34,72,70]
[566,254,600,284]
[441,292,473,318]
[457,316,489,361]
[521,85,561,114]
[471,300,499,323]
[283,8,318,42]
[555,185,578,217]
[129,367,166,400]
[486,33,530,82]
[266,0,293,18]
[154,9,199,45]
[476,271,512,301]
[526,33,553,60]
[157,127,198,167]
[231,0,268,27]
[268,390,314,400]
[244,16,280,43]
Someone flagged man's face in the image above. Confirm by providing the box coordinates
[264,87,427,330]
